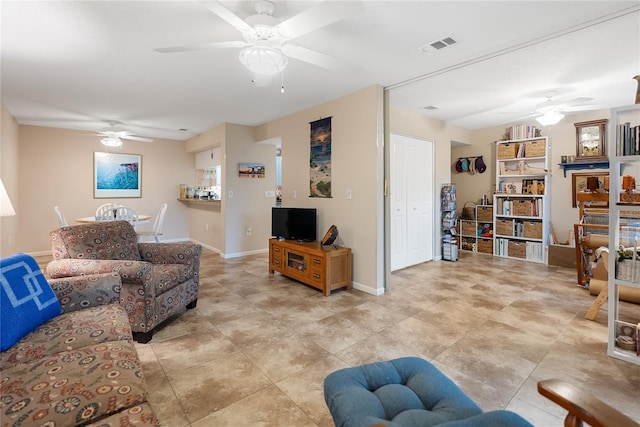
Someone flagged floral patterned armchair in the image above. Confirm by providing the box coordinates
[46,220,201,343]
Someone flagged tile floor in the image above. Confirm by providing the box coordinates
[38,250,640,426]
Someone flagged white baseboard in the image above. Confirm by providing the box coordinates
[352,281,385,296]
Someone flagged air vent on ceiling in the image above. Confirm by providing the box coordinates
[423,105,440,111]
[418,35,458,54]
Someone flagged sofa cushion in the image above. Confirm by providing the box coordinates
[0,253,62,351]
[1,340,148,426]
[1,303,131,369]
[50,221,141,261]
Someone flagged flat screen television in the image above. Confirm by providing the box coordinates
[271,207,317,242]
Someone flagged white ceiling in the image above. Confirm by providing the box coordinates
[2,1,639,142]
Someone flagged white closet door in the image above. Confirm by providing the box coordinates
[390,133,434,271]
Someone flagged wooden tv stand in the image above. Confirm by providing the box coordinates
[269,239,352,296]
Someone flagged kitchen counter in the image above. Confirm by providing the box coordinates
[177,198,221,205]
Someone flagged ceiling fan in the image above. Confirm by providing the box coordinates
[95,122,154,147]
[513,94,594,126]
[155,0,363,82]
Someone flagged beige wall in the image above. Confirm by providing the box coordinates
[223,123,277,257]
[452,109,611,243]
[9,124,195,254]
[255,85,385,294]
[1,103,20,256]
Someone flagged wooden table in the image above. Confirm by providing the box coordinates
[76,215,151,225]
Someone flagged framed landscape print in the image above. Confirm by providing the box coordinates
[94,152,142,198]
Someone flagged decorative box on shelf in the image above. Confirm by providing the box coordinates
[498,143,519,159]
[620,192,640,204]
[477,206,493,222]
[523,139,546,157]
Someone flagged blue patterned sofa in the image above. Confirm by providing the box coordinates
[46,221,202,343]
[1,253,159,426]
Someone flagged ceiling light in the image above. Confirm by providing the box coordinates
[101,137,122,147]
[239,46,287,76]
[536,111,564,126]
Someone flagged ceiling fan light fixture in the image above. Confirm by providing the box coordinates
[239,46,287,75]
[536,111,564,126]
[101,136,122,147]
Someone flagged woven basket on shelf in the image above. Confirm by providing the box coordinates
[616,259,640,282]
[524,139,546,157]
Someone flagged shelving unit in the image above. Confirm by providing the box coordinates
[457,205,493,254]
[493,137,550,263]
[476,205,494,255]
[441,183,458,261]
[607,104,640,365]
[459,218,476,252]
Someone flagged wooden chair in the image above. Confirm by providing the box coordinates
[137,203,167,242]
[113,206,140,230]
[538,379,640,427]
[95,203,122,219]
[53,206,68,227]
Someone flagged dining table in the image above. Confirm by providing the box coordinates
[76,214,152,225]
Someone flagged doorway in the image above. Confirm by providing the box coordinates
[390,133,434,271]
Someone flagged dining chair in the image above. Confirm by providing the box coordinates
[53,206,68,227]
[113,206,140,229]
[95,203,121,220]
[137,203,167,243]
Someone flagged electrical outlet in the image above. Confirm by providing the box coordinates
[228,190,233,198]
[265,190,275,198]
[205,224,209,232]
[347,189,352,199]
[245,226,252,236]
[293,190,297,199]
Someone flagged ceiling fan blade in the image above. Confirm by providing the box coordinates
[536,96,594,111]
[275,1,363,40]
[155,40,247,53]
[121,135,154,143]
[563,97,594,107]
[282,44,358,73]
[203,1,252,33]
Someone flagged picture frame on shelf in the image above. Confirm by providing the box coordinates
[571,172,608,207]
[574,119,608,161]
[521,179,545,195]
[93,151,142,198]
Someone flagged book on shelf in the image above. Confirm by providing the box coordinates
[525,241,544,261]
[504,124,540,140]
[616,122,640,156]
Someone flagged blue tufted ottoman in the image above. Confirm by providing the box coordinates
[324,357,533,427]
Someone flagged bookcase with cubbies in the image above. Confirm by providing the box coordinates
[494,136,550,263]
[457,205,493,254]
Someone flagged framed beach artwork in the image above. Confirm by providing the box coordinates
[309,116,332,198]
[94,152,142,198]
